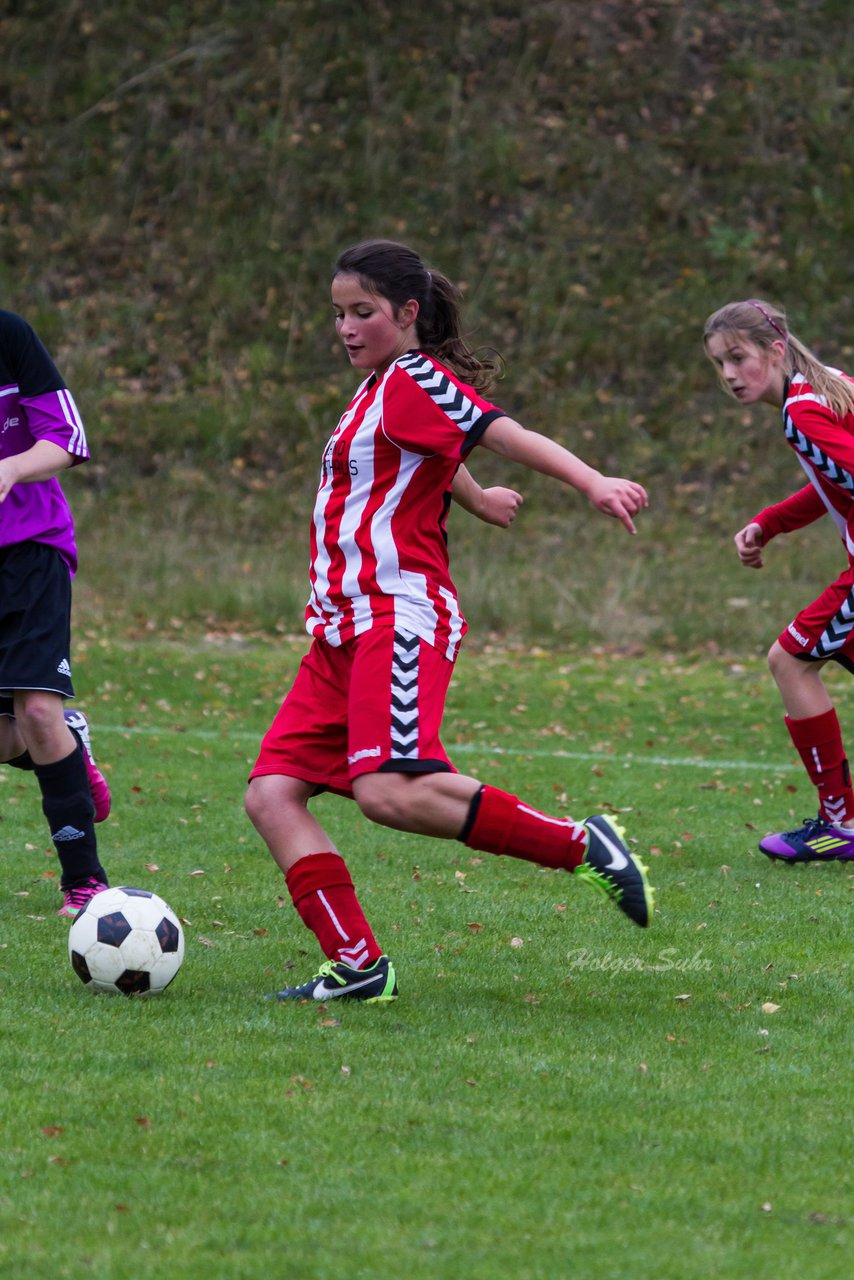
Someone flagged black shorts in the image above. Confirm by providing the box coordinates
[0,542,74,713]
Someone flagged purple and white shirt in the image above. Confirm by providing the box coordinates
[0,309,89,574]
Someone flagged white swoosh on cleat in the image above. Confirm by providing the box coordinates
[598,830,630,871]
[312,974,382,999]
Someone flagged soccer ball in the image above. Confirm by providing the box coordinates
[68,886,184,996]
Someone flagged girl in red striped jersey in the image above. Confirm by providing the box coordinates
[246,239,654,1003]
[705,298,854,865]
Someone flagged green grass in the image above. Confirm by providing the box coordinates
[1,639,851,1279]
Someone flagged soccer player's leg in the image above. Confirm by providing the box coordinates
[763,582,854,863]
[246,640,397,1002]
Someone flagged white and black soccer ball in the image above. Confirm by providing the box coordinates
[68,886,184,996]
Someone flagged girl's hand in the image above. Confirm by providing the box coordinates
[0,458,21,504]
[477,486,523,528]
[586,476,649,535]
[734,521,765,568]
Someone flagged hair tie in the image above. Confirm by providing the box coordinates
[747,300,787,340]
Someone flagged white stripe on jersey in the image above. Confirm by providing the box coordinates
[339,396,381,620]
[370,449,438,644]
[56,388,88,456]
[309,390,372,645]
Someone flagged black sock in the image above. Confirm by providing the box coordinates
[5,751,35,771]
[34,746,107,890]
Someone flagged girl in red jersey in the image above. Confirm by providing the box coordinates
[246,239,654,1003]
[705,298,854,866]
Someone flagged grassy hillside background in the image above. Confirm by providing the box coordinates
[3,0,854,650]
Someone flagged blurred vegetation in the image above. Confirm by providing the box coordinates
[3,0,853,650]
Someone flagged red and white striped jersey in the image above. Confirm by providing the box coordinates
[752,369,854,562]
[306,351,504,658]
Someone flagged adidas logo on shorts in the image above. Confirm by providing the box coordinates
[57,659,72,677]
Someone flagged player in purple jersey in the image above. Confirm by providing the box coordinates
[0,310,111,916]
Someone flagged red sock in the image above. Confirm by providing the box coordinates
[285,852,382,970]
[785,708,854,825]
[461,785,588,870]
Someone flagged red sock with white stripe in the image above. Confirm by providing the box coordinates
[285,852,383,970]
[785,708,854,826]
[460,784,588,870]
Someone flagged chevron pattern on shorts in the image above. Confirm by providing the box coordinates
[785,416,854,492]
[390,630,420,758]
[397,353,483,434]
[812,588,854,657]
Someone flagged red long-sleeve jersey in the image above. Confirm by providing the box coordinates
[752,370,854,560]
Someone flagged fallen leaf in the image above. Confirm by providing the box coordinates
[761,1002,780,1014]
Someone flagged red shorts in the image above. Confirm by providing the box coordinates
[777,563,854,673]
[250,628,457,796]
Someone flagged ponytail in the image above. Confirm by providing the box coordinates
[333,239,502,392]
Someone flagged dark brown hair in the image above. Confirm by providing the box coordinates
[333,239,501,392]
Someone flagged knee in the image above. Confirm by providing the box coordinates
[244,777,280,831]
[767,640,788,681]
[13,692,64,748]
[352,775,410,829]
[244,774,311,832]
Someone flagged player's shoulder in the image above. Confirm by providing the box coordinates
[0,310,65,393]
[394,349,464,382]
[0,309,33,343]
[390,350,485,405]
[785,372,829,415]
[786,370,853,418]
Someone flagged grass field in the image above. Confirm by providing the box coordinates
[0,637,851,1279]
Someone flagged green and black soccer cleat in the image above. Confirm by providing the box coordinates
[575,814,655,927]
[273,955,398,1003]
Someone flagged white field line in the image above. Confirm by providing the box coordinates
[91,722,799,772]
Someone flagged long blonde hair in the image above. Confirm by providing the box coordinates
[703,299,854,418]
